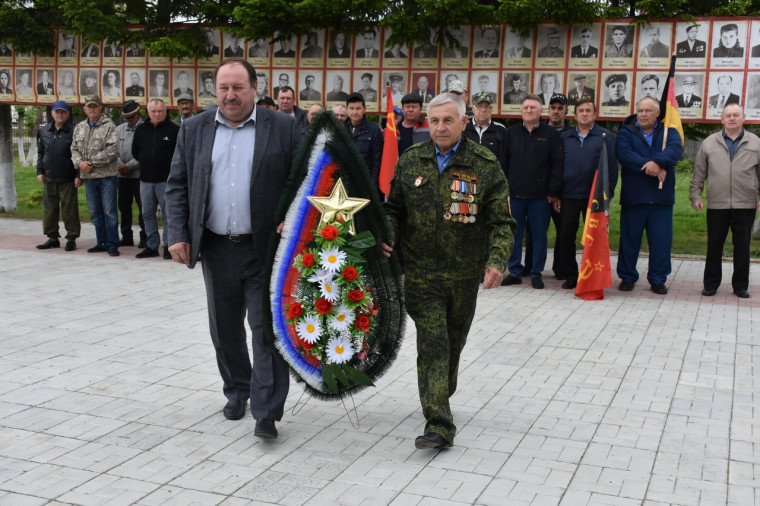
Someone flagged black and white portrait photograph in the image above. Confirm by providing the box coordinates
[570,26,599,59]
[441,72,467,93]
[534,71,563,105]
[148,69,170,98]
[328,30,352,59]
[706,72,743,119]
[382,72,407,104]
[58,32,78,60]
[124,70,146,98]
[566,72,597,106]
[36,68,55,96]
[634,72,667,103]
[442,26,470,61]
[675,22,707,68]
[200,29,221,59]
[745,73,760,117]
[300,30,324,60]
[125,40,146,58]
[638,23,672,69]
[473,26,500,61]
[271,71,295,100]
[502,72,530,106]
[599,72,632,112]
[603,24,635,66]
[101,69,122,101]
[536,25,566,59]
[355,29,380,60]
[471,72,498,105]
[78,69,98,96]
[198,70,217,99]
[0,40,12,60]
[0,68,13,95]
[353,70,379,104]
[326,71,351,103]
[247,37,269,60]
[749,20,760,69]
[382,28,408,64]
[173,69,195,101]
[503,29,533,66]
[81,36,100,58]
[299,71,323,103]
[673,73,704,118]
[16,68,33,95]
[223,33,245,58]
[711,21,747,68]
[412,28,438,61]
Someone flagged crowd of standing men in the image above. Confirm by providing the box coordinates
[32,55,760,451]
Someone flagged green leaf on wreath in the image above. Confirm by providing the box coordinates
[343,365,375,387]
[329,364,351,386]
[346,231,376,249]
[322,365,339,393]
[342,248,368,264]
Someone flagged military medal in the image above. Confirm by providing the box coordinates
[415,176,423,187]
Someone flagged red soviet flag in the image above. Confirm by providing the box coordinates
[379,86,398,198]
[575,137,613,300]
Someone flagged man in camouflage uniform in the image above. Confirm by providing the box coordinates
[71,95,121,256]
[384,93,516,449]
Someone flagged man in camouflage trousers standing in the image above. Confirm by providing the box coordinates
[384,93,515,449]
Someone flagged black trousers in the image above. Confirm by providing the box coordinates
[201,231,290,421]
[558,198,588,279]
[704,208,755,292]
[118,177,146,241]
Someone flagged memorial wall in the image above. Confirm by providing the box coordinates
[0,18,759,123]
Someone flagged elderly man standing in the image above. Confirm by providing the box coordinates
[71,95,120,256]
[175,93,195,125]
[131,99,179,259]
[36,100,81,251]
[690,104,760,298]
[116,100,147,248]
[501,94,563,289]
[616,97,683,294]
[165,59,300,439]
[384,92,515,449]
[463,91,507,170]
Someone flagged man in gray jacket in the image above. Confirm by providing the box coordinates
[116,100,147,248]
[690,104,760,298]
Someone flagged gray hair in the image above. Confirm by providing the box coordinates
[148,98,166,109]
[636,96,660,112]
[428,92,466,118]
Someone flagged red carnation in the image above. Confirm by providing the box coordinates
[315,298,333,314]
[355,315,370,332]
[301,253,315,267]
[342,266,359,282]
[286,302,304,319]
[348,290,365,303]
[320,225,339,241]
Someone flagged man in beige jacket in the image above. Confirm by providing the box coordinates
[690,104,760,298]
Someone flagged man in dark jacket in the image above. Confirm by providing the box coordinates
[131,99,179,259]
[556,98,617,289]
[501,94,563,289]
[36,100,81,251]
[616,97,683,294]
[344,92,383,196]
[397,93,430,154]
[462,91,507,170]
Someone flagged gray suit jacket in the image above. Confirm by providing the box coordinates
[165,106,300,268]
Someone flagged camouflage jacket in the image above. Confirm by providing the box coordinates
[70,114,119,179]
[384,137,516,280]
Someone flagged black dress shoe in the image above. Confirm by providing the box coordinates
[136,248,159,258]
[414,433,452,449]
[163,247,172,259]
[223,399,247,420]
[651,284,668,295]
[254,418,278,438]
[119,237,134,247]
[36,238,60,249]
[562,279,577,289]
[64,239,76,251]
[734,290,750,299]
[108,247,120,257]
[531,276,544,289]
[618,281,635,291]
[702,288,717,296]
[87,244,107,253]
[137,239,147,249]
[501,274,522,286]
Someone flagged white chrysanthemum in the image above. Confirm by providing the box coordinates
[319,247,346,273]
[307,268,332,283]
[296,315,322,344]
[325,335,354,364]
[319,278,341,302]
[328,304,354,332]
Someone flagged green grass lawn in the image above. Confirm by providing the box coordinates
[4,158,760,258]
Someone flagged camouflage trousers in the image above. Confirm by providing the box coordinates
[405,274,481,444]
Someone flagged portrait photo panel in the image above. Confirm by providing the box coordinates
[503,28,534,68]
[675,21,708,69]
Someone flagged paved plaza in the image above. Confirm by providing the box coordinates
[0,217,759,505]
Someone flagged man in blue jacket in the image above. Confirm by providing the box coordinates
[616,97,683,294]
[556,98,617,288]
[345,92,383,196]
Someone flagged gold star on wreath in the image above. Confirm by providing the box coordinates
[307,178,370,235]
